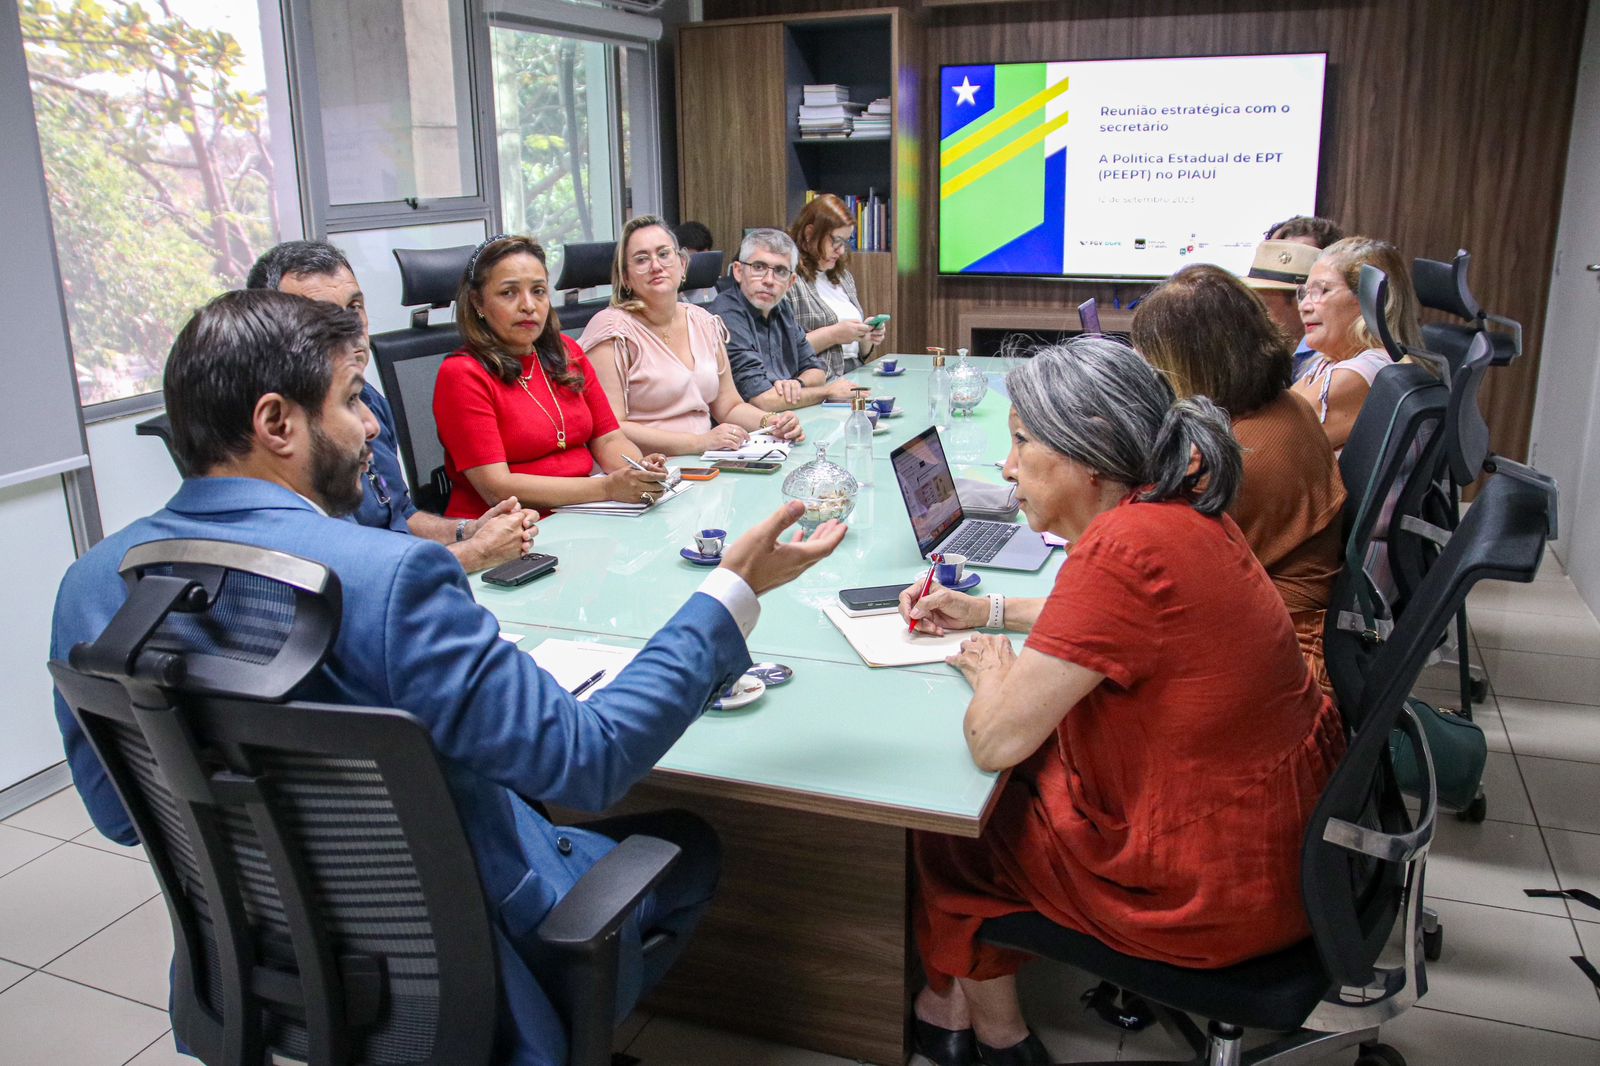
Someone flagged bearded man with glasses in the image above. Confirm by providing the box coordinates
[708,228,863,411]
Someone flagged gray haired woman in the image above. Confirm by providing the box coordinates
[900,338,1345,1066]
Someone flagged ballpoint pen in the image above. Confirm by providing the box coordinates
[621,453,671,489]
[570,669,605,698]
[906,553,941,635]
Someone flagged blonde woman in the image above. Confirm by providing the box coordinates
[1289,236,1423,453]
[580,216,802,457]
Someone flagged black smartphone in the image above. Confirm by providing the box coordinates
[712,459,783,474]
[482,553,559,587]
[838,582,912,614]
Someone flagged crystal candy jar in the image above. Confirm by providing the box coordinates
[781,442,859,531]
[948,347,988,416]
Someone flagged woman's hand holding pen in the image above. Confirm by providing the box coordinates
[605,453,670,503]
[899,584,987,636]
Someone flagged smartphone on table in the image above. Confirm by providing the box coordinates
[712,459,783,474]
[676,467,720,481]
[482,553,559,587]
[838,583,912,617]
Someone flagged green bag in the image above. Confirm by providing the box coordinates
[1390,697,1487,811]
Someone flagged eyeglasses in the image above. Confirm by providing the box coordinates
[827,234,852,250]
[1296,282,1346,304]
[739,260,793,282]
[629,248,681,272]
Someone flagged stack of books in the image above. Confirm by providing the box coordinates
[852,97,892,140]
[798,83,863,139]
[805,189,891,252]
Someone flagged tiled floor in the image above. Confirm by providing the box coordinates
[2,548,1596,1065]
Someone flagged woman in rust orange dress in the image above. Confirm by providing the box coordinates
[898,338,1345,1065]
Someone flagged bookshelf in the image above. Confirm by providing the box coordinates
[676,8,923,348]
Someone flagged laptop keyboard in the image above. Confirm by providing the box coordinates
[940,522,1019,563]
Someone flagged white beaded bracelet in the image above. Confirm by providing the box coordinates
[987,593,1006,630]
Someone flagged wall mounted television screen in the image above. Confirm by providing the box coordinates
[938,53,1327,281]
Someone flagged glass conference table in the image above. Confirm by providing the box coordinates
[476,354,1053,1063]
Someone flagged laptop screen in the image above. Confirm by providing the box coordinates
[891,428,964,554]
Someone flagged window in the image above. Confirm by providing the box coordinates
[20,0,289,407]
[490,26,622,281]
[308,0,479,207]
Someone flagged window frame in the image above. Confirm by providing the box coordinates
[282,0,503,239]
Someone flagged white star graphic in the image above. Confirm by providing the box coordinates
[952,76,980,106]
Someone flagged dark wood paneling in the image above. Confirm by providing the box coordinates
[705,0,1587,462]
[677,22,788,254]
[555,779,913,1064]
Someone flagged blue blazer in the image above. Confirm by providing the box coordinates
[51,477,752,1065]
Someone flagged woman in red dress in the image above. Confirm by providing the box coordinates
[434,234,670,518]
[898,338,1346,1066]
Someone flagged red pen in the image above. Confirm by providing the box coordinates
[907,553,942,634]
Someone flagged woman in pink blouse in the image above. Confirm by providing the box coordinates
[581,216,803,457]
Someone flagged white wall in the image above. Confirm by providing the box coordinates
[0,479,80,796]
[1530,0,1600,610]
[86,413,186,536]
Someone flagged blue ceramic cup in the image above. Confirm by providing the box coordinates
[694,528,726,556]
[879,357,898,372]
[870,396,896,416]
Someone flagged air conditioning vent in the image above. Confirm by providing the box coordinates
[601,0,667,12]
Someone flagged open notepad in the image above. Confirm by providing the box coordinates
[552,477,693,517]
[821,603,983,668]
[700,432,793,463]
[526,638,637,700]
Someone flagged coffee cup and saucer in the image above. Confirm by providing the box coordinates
[870,396,901,418]
[711,672,766,711]
[680,527,726,566]
[934,552,981,593]
[873,357,905,377]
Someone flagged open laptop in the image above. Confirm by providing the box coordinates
[890,427,1052,571]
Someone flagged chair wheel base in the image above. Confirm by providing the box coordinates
[1081,981,1157,1031]
[1455,794,1488,823]
[1422,922,1444,961]
[1355,1042,1406,1066]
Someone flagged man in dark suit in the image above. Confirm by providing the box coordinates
[247,240,533,572]
[51,289,847,1065]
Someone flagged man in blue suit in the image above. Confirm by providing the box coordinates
[247,240,533,572]
[51,290,847,1064]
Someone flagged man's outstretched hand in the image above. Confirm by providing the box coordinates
[718,500,846,596]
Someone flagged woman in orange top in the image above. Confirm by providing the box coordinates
[1133,263,1346,696]
[898,339,1344,1066]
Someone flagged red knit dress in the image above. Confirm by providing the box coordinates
[914,498,1346,988]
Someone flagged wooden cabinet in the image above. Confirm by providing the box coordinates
[677,8,923,351]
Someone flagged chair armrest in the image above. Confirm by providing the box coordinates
[538,835,681,953]
[1323,702,1437,863]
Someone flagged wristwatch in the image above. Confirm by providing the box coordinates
[455,519,469,542]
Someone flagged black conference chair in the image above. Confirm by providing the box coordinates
[681,250,725,304]
[1355,265,1489,714]
[369,245,473,515]
[136,411,189,478]
[979,467,1557,1066]
[1412,251,1522,373]
[48,538,682,1066]
[553,240,617,333]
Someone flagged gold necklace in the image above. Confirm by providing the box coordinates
[516,358,568,450]
[644,306,678,344]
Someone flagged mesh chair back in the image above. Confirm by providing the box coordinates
[553,242,617,292]
[369,340,453,514]
[1327,365,1449,719]
[1303,470,1554,991]
[49,539,496,1066]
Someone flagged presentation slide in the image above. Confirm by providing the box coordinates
[938,53,1326,280]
